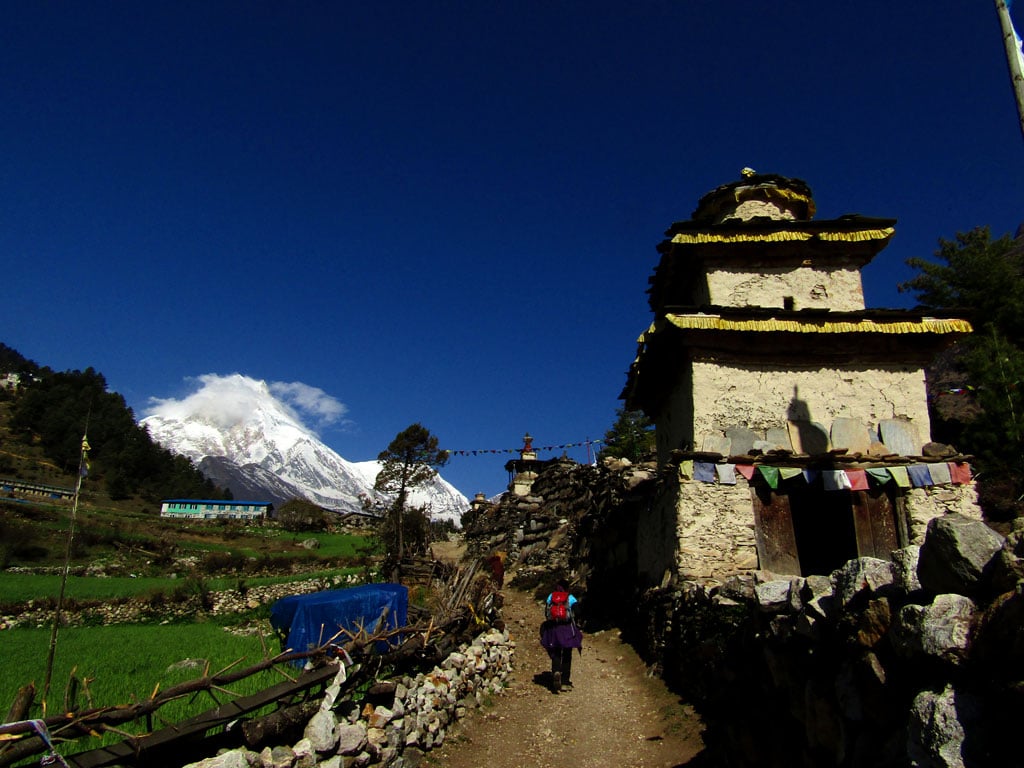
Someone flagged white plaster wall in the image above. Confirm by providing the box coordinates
[719,199,797,222]
[691,361,931,450]
[706,265,865,310]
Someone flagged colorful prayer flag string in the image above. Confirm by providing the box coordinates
[444,438,606,457]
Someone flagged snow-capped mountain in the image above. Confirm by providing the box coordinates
[139,375,468,526]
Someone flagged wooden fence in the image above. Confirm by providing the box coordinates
[0,557,492,768]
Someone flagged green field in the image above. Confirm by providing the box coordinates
[1,623,284,757]
[0,566,365,606]
[2,623,277,707]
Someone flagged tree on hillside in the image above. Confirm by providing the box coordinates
[598,407,655,463]
[8,366,228,503]
[277,498,330,532]
[369,423,448,580]
[900,226,1024,517]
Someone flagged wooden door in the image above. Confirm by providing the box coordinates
[850,488,901,559]
[752,486,801,575]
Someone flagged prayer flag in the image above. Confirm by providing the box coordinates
[866,467,892,485]
[758,465,780,489]
[694,462,717,483]
[907,464,933,488]
[949,462,973,484]
[846,469,870,491]
[822,470,851,491]
[716,463,738,485]
[736,464,757,481]
[927,462,952,485]
[888,466,911,488]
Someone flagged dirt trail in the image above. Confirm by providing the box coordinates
[425,573,705,768]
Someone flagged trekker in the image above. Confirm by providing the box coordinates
[539,580,582,694]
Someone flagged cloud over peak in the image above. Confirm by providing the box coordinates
[145,373,349,434]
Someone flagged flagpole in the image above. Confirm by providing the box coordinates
[995,0,1024,142]
[41,432,89,709]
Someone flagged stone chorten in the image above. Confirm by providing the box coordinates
[620,171,979,582]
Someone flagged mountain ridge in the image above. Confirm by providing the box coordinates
[140,376,468,525]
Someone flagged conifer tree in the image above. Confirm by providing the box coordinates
[900,226,1024,515]
[598,407,655,463]
[372,423,448,578]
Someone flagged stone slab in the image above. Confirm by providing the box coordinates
[787,421,830,455]
[879,419,922,457]
[725,426,759,456]
[830,417,872,454]
[766,427,793,451]
[701,434,732,455]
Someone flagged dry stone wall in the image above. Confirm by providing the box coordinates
[462,459,1020,767]
[181,627,514,768]
[460,456,657,619]
[637,514,1024,768]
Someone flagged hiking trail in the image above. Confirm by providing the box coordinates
[425,564,706,768]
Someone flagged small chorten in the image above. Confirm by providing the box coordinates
[692,169,816,224]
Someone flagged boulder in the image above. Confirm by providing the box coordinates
[891,594,975,665]
[336,722,367,756]
[183,750,253,768]
[833,558,894,609]
[907,684,980,768]
[989,529,1024,594]
[891,545,923,594]
[917,514,1004,599]
[303,710,338,752]
[754,580,791,613]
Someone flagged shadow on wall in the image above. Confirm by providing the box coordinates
[787,385,829,454]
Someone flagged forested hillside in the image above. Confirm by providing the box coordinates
[0,342,228,504]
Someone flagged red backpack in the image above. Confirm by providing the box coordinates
[548,590,571,622]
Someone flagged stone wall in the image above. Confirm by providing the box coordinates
[182,626,514,768]
[460,459,1019,766]
[904,485,984,543]
[461,457,657,622]
[636,514,1024,768]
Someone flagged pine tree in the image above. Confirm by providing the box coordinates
[372,423,449,578]
[598,407,655,463]
[900,226,1024,516]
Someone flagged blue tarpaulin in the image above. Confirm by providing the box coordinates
[270,583,408,660]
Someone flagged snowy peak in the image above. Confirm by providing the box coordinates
[140,374,468,524]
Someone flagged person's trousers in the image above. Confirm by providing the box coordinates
[549,647,573,684]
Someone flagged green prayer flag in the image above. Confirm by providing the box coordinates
[888,466,911,488]
[758,465,780,489]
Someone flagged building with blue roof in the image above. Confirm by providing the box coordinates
[159,499,272,520]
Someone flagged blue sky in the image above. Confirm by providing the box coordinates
[4,2,1024,499]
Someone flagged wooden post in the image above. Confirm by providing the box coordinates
[995,0,1024,141]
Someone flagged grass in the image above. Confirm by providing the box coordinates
[1,623,284,757]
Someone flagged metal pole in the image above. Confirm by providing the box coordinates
[995,0,1024,141]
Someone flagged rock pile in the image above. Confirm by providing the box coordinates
[180,626,514,768]
[640,513,1024,768]
[461,456,657,615]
